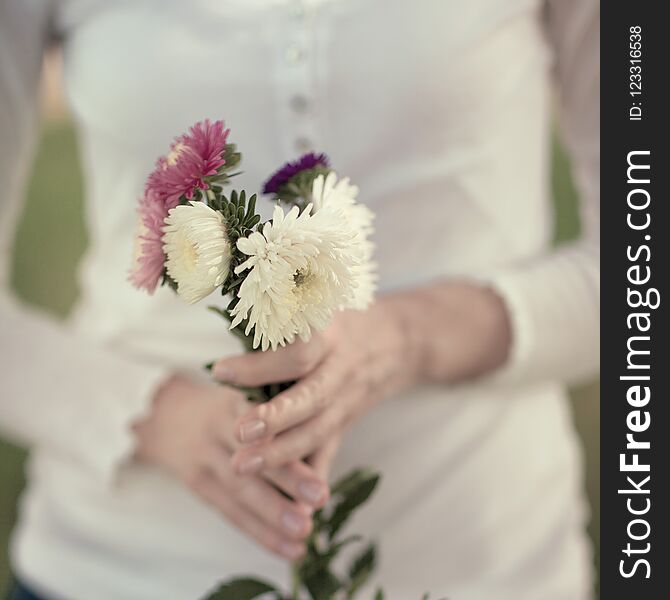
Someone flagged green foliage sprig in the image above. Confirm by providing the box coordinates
[206,143,243,187]
[270,166,333,209]
[208,470,410,600]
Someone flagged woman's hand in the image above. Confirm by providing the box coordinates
[212,301,414,475]
[212,282,511,476]
[132,374,330,560]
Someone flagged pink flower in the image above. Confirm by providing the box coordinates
[146,119,230,206]
[129,190,169,293]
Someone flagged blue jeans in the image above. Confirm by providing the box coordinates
[8,582,47,600]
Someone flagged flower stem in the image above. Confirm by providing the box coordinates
[291,564,301,600]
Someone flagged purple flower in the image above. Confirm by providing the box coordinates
[262,152,330,195]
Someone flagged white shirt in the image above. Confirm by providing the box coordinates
[0,1,599,599]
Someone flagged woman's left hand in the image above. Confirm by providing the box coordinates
[212,281,512,476]
[212,301,414,476]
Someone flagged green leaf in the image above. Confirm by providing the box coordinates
[330,469,374,496]
[224,275,246,291]
[347,543,376,598]
[206,577,277,599]
[373,588,385,600]
[299,535,362,582]
[326,469,381,540]
[303,569,341,600]
[245,194,257,219]
[331,534,363,553]
[161,269,178,292]
[272,165,332,208]
[207,304,232,323]
[220,143,242,175]
[234,384,271,403]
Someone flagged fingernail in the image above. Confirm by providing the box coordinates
[298,481,324,505]
[280,541,304,560]
[239,419,266,443]
[282,511,306,536]
[212,362,235,381]
[237,454,263,475]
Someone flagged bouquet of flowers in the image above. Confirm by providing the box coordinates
[131,120,438,600]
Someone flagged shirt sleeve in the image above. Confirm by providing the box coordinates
[481,0,600,386]
[0,0,170,484]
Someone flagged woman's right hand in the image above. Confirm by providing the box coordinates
[132,374,330,560]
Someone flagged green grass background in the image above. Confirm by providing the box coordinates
[0,122,600,595]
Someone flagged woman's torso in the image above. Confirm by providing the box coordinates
[13,1,591,598]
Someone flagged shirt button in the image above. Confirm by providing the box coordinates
[285,45,304,64]
[290,95,310,113]
[294,137,313,153]
[291,3,306,18]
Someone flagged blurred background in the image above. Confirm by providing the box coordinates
[0,50,600,596]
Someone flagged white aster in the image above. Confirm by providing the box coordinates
[311,172,377,309]
[230,204,358,351]
[162,201,231,304]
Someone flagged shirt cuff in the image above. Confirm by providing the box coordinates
[77,362,171,487]
[468,253,599,387]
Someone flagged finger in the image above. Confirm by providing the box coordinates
[212,335,328,387]
[234,355,346,444]
[209,391,258,452]
[232,409,342,474]
[310,434,342,480]
[204,446,313,541]
[193,471,305,561]
[264,460,330,508]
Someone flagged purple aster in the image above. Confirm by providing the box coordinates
[262,152,330,195]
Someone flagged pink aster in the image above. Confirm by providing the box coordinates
[146,119,230,206]
[129,190,169,293]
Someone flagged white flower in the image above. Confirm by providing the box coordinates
[311,172,377,309]
[162,201,231,304]
[230,204,358,351]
